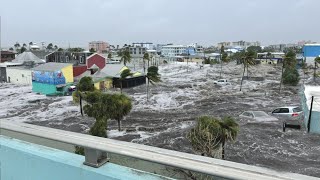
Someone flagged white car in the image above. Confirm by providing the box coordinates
[239,111,278,122]
[213,79,230,85]
[271,106,303,126]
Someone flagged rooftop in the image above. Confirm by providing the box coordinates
[32,62,73,72]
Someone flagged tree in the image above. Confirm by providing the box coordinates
[143,52,150,73]
[107,53,112,59]
[280,50,298,90]
[78,77,95,92]
[219,46,225,78]
[187,116,239,159]
[68,47,85,52]
[119,69,133,93]
[83,91,132,132]
[246,46,262,53]
[23,43,27,48]
[239,50,256,91]
[89,48,96,53]
[9,47,14,51]
[54,45,58,50]
[119,47,131,66]
[313,57,320,82]
[20,46,27,53]
[14,42,20,50]
[146,66,161,101]
[47,43,53,50]
[58,48,64,52]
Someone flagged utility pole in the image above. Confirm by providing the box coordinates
[307,96,314,133]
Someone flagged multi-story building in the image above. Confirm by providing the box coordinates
[89,41,110,53]
[128,46,147,58]
[46,51,93,65]
[132,42,154,50]
[218,41,261,49]
[161,45,187,57]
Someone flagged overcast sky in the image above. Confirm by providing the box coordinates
[0,0,319,48]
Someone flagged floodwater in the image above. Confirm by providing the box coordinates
[1,62,320,177]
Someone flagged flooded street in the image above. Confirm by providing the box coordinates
[1,62,320,177]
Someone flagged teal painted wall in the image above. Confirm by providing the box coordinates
[300,87,320,134]
[0,136,172,180]
[32,82,57,95]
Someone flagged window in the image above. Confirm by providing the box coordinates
[22,74,24,77]
[272,108,280,113]
[80,56,84,63]
[293,107,302,112]
[279,108,289,113]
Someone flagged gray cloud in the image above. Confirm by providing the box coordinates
[0,0,319,48]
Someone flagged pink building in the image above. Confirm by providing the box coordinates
[88,41,110,53]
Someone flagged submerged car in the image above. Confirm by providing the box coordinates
[213,79,230,85]
[271,106,304,126]
[239,111,278,122]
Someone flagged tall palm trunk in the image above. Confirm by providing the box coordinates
[279,63,284,92]
[148,59,150,68]
[240,63,246,91]
[146,78,149,101]
[220,61,222,79]
[117,119,121,131]
[143,60,146,73]
[222,141,225,160]
[120,80,123,93]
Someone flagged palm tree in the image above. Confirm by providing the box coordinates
[120,69,133,93]
[280,50,296,91]
[23,43,27,48]
[219,46,228,78]
[14,42,20,50]
[240,50,256,91]
[187,116,239,159]
[120,47,131,66]
[54,45,58,50]
[107,53,112,59]
[266,52,272,64]
[143,52,150,73]
[313,57,320,82]
[146,66,161,101]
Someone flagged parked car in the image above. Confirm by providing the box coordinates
[239,111,278,122]
[213,79,230,85]
[108,59,121,64]
[271,106,303,126]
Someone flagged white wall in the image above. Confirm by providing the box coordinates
[305,57,316,65]
[6,68,32,85]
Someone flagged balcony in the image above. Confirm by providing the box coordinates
[0,120,317,180]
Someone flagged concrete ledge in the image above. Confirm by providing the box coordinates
[0,136,171,180]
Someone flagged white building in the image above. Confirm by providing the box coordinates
[6,66,32,85]
[161,45,187,57]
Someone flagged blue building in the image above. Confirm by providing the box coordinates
[302,44,320,64]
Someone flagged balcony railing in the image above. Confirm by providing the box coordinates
[0,119,317,180]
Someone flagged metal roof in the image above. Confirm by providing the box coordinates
[32,62,73,72]
[12,51,44,64]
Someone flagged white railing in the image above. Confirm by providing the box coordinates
[0,119,318,180]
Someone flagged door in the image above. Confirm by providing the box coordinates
[272,108,290,120]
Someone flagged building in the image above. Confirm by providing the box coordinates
[12,51,45,64]
[73,53,106,82]
[0,51,16,62]
[161,45,187,57]
[128,46,147,58]
[0,52,45,84]
[32,63,74,95]
[132,42,154,50]
[256,52,285,65]
[156,44,172,53]
[89,41,110,53]
[301,85,320,134]
[303,44,320,65]
[218,41,261,49]
[92,64,145,91]
[46,51,93,65]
